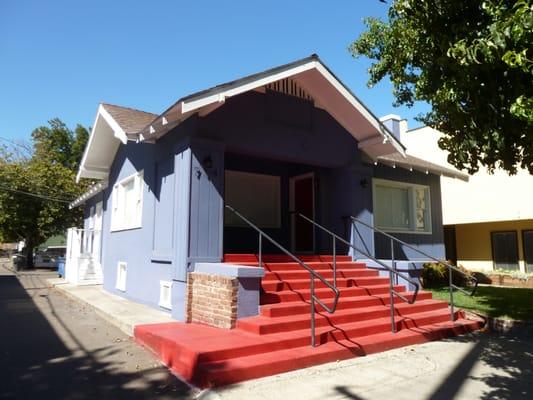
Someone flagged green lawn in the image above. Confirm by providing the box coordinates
[427,286,533,322]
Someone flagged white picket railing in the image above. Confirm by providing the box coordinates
[65,228,103,285]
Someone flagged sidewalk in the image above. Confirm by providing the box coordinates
[47,278,174,336]
[0,266,194,399]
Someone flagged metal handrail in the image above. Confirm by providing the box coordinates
[225,205,340,347]
[293,212,420,333]
[348,216,478,322]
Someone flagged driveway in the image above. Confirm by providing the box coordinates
[0,263,195,400]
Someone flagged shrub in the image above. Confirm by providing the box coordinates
[421,262,471,288]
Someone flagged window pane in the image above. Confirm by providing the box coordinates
[225,170,281,228]
[415,187,430,232]
[523,230,533,273]
[375,185,410,230]
[123,179,135,221]
[491,231,519,271]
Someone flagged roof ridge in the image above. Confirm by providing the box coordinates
[101,102,158,117]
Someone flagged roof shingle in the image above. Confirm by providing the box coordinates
[101,103,157,134]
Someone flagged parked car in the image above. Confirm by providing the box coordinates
[34,246,67,268]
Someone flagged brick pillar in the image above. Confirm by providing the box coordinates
[186,272,239,329]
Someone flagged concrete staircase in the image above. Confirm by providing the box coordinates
[135,254,483,387]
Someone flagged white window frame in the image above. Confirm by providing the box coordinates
[116,261,127,292]
[159,280,172,310]
[110,170,144,232]
[372,178,432,235]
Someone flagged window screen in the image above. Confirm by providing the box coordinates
[373,180,431,233]
[523,230,533,273]
[375,185,410,230]
[491,231,519,271]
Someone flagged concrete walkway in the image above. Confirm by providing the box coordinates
[47,278,174,336]
[204,327,533,400]
[0,264,196,399]
[8,261,530,400]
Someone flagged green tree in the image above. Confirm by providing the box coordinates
[350,0,533,174]
[0,120,90,266]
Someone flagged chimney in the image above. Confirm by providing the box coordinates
[379,114,402,141]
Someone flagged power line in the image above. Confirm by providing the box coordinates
[0,184,75,203]
[0,136,31,150]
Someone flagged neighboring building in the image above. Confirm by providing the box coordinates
[399,118,533,273]
[68,55,465,320]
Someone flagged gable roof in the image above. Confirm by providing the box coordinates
[77,55,406,181]
[101,103,157,135]
[137,54,405,156]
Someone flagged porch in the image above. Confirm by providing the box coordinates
[64,228,103,285]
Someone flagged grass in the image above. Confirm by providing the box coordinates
[427,285,533,322]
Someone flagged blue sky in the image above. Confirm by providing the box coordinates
[0,0,428,141]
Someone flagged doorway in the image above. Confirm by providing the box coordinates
[290,173,315,253]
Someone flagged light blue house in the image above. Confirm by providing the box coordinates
[69,55,466,321]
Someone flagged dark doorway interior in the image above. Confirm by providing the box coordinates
[444,225,457,264]
[291,174,315,253]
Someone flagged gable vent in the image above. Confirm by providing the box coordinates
[266,78,314,102]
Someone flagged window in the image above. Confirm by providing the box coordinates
[116,262,127,291]
[224,170,281,228]
[491,231,519,271]
[159,280,172,310]
[111,171,143,231]
[373,178,432,234]
[522,230,533,273]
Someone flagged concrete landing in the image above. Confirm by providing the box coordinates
[47,278,174,336]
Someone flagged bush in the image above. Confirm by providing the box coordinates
[421,262,471,288]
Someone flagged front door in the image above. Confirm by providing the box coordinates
[290,173,315,253]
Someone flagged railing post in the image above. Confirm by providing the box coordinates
[332,236,337,288]
[310,274,316,347]
[390,238,396,333]
[258,232,263,268]
[449,265,455,321]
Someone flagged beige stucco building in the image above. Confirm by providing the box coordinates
[397,117,533,273]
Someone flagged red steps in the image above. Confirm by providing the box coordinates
[195,318,481,387]
[135,254,483,388]
[260,291,433,317]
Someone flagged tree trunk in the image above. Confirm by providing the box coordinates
[24,238,34,269]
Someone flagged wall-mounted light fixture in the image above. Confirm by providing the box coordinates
[203,155,213,169]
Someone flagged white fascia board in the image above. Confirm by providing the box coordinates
[76,104,124,182]
[377,158,469,181]
[313,63,405,157]
[357,135,389,149]
[77,109,104,183]
[69,181,109,209]
[180,61,317,114]
[99,104,128,144]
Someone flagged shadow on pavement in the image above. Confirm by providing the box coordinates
[0,270,193,400]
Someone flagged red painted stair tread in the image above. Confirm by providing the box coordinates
[134,254,483,388]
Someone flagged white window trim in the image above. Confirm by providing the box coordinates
[372,178,433,235]
[116,261,127,292]
[110,170,144,232]
[159,280,172,310]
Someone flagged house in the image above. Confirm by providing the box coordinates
[67,55,480,385]
[400,120,533,274]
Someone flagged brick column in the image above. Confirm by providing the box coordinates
[186,272,239,329]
